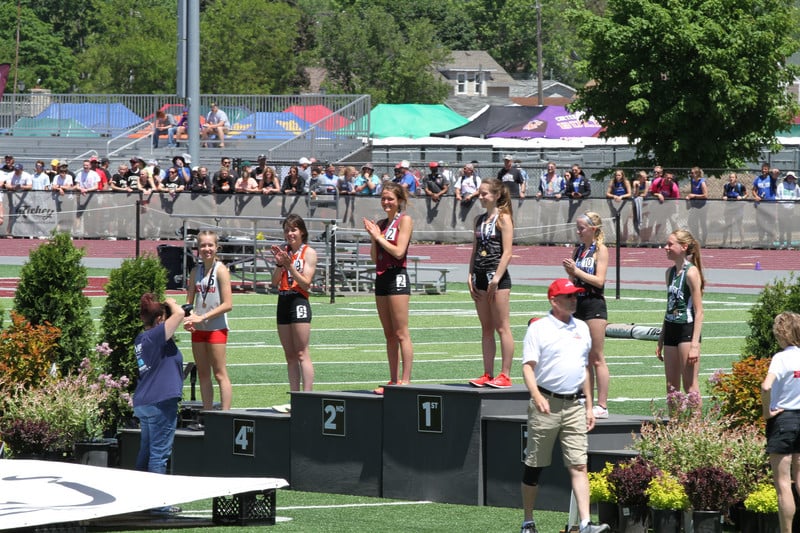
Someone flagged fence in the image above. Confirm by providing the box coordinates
[3,191,796,249]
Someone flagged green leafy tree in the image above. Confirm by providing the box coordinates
[744,273,800,359]
[199,0,305,94]
[316,6,450,104]
[13,232,94,374]
[0,3,78,93]
[570,0,800,168]
[100,254,167,389]
[77,0,177,93]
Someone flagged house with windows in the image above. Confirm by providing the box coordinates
[438,50,515,99]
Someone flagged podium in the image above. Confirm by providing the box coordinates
[290,390,383,496]
[381,383,528,505]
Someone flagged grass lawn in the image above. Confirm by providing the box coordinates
[0,281,757,532]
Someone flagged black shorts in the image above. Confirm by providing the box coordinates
[662,320,699,347]
[375,269,411,296]
[472,270,512,291]
[575,294,607,321]
[766,410,800,454]
[277,292,312,324]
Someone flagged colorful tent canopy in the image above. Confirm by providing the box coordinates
[36,103,143,134]
[10,117,100,138]
[283,104,351,130]
[433,105,601,139]
[338,104,469,139]
[234,112,315,140]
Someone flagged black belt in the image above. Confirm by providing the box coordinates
[538,386,584,401]
[279,290,298,296]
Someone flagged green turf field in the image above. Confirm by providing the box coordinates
[0,283,757,532]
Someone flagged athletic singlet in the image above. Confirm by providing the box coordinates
[193,261,229,331]
[573,242,604,297]
[665,262,695,324]
[690,178,706,207]
[610,180,627,197]
[278,243,310,298]
[473,212,503,271]
[376,213,407,275]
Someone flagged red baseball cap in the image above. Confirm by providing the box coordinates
[547,279,585,299]
[429,161,439,168]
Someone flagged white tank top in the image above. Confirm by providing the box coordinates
[193,261,229,331]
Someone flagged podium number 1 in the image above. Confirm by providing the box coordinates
[418,394,443,433]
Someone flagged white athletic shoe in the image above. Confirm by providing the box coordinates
[592,405,609,419]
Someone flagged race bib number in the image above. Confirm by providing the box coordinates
[396,274,407,288]
[295,304,309,319]
[385,227,397,241]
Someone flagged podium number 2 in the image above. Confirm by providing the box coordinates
[322,398,346,436]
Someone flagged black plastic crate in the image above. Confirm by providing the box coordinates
[212,489,276,526]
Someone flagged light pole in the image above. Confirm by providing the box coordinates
[536,1,544,105]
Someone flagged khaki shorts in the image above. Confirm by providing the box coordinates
[524,397,588,468]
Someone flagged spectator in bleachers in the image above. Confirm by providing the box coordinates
[93,157,111,191]
[187,167,209,193]
[172,155,191,187]
[281,166,305,195]
[776,172,800,249]
[6,163,32,191]
[394,160,417,194]
[605,169,630,202]
[259,166,281,194]
[201,102,230,148]
[536,161,565,199]
[685,166,709,245]
[31,161,50,191]
[52,164,76,196]
[76,159,100,195]
[306,166,321,195]
[46,159,60,182]
[649,170,679,201]
[212,167,233,194]
[1,155,15,173]
[168,108,189,148]
[110,163,133,192]
[251,154,269,181]
[338,166,357,195]
[498,154,525,198]
[234,163,260,193]
[297,157,312,181]
[152,110,176,149]
[753,164,778,246]
[158,167,186,195]
[214,157,237,181]
[567,167,591,200]
[316,163,340,194]
[138,169,157,202]
[454,163,481,206]
[632,170,650,198]
[423,161,449,203]
[128,157,145,181]
[354,163,379,196]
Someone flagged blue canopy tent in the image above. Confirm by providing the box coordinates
[234,112,315,140]
[10,117,101,138]
[36,103,144,136]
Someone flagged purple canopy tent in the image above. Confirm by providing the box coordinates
[487,106,602,139]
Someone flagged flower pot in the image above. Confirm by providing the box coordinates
[650,508,681,533]
[755,512,780,533]
[691,510,722,533]
[618,505,649,533]
[595,501,619,531]
[736,508,759,533]
[73,439,115,467]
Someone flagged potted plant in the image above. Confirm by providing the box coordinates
[589,462,618,530]
[608,456,660,533]
[0,419,60,459]
[683,466,739,533]
[741,482,779,533]
[646,472,689,533]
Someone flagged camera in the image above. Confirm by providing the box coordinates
[181,303,194,317]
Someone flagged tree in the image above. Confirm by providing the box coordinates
[199,0,306,94]
[571,0,800,168]
[0,3,78,93]
[13,232,94,374]
[77,0,177,93]
[316,5,450,104]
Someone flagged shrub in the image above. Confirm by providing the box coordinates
[608,456,660,508]
[0,311,61,394]
[636,390,769,499]
[0,419,60,456]
[744,483,779,514]
[100,254,167,390]
[744,272,800,359]
[13,232,94,374]
[683,466,739,511]
[708,356,772,430]
[646,471,690,511]
[589,462,616,504]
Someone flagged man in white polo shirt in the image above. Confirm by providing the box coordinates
[519,279,609,533]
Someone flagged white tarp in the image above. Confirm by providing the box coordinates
[0,459,288,530]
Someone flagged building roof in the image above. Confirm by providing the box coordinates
[438,50,516,88]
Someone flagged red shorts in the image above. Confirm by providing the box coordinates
[191,328,229,344]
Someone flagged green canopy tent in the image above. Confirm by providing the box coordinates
[337,104,468,139]
[10,117,100,138]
